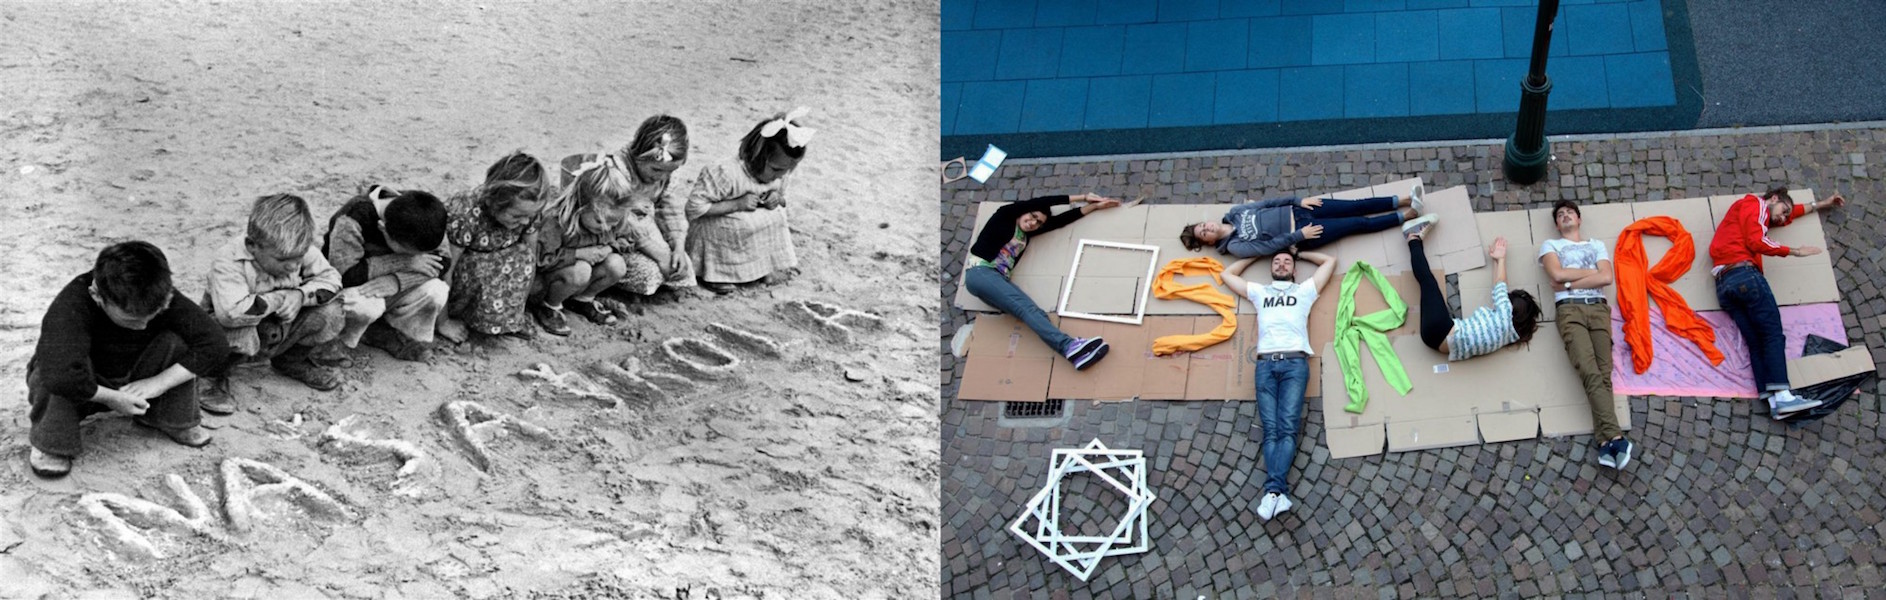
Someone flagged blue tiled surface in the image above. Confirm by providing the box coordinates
[1020,78,1091,131]
[1059,26,1127,77]
[1213,68,1281,123]
[1278,66,1346,121]
[943,0,1682,136]
[1150,72,1220,126]
[1187,19,1250,71]
[1086,75,1156,129]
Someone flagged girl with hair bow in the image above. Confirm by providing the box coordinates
[684,108,813,293]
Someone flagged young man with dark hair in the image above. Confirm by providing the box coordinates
[1708,186,1849,418]
[25,241,229,477]
[1538,200,1631,468]
[326,186,453,361]
[1222,249,1336,521]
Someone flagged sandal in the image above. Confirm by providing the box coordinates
[29,448,72,478]
[528,303,571,336]
[565,298,618,325]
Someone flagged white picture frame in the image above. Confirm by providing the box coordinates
[1055,239,1159,325]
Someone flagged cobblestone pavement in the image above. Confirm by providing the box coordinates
[939,125,1886,597]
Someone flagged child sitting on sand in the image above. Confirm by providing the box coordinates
[534,160,633,335]
[685,107,813,294]
[200,193,349,415]
[443,152,549,340]
[560,115,696,297]
[25,241,228,478]
[325,185,452,362]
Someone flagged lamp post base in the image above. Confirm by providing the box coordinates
[1502,134,1551,186]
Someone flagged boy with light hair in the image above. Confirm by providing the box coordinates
[200,193,348,414]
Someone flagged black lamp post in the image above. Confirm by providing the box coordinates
[1503,0,1561,185]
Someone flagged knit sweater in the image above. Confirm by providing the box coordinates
[28,273,229,399]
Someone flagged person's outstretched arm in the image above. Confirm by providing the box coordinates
[1490,237,1509,285]
[1300,251,1338,293]
[1222,256,1259,298]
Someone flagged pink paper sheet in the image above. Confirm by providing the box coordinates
[1609,303,1847,398]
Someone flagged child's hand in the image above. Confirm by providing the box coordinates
[406,254,446,278]
[103,385,154,416]
[274,290,305,321]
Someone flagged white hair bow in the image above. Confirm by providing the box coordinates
[759,107,816,148]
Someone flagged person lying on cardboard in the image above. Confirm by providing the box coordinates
[1538,200,1631,469]
[1221,249,1336,522]
[1707,186,1849,419]
[963,193,1125,370]
[1179,192,1420,258]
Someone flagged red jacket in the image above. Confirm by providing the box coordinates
[1708,194,1807,274]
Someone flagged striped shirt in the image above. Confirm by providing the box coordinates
[1449,282,1519,361]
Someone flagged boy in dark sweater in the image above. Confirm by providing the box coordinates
[962,192,1123,370]
[25,242,228,478]
[325,186,452,361]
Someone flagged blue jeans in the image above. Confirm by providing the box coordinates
[1293,195,1403,251]
[1715,266,1789,393]
[1253,356,1309,494]
[964,266,1073,356]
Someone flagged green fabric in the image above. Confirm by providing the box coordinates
[1335,261,1413,413]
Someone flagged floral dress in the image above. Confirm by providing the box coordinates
[684,162,795,284]
[445,192,538,335]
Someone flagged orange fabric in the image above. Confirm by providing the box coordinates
[1616,216,1725,374]
[1149,257,1238,356]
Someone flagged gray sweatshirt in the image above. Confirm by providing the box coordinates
[1217,197,1303,258]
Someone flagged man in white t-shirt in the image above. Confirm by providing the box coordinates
[1222,249,1335,521]
[1538,200,1631,469]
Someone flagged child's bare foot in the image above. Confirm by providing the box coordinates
[760,269,796,286]
[437,318,469,344]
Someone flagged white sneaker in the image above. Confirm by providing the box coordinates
[1410,182,1426,214]
[1272,494,1294,518]
[1402,214,1438,239]
[1770,390,1822,419]
[1256,492,1279,521]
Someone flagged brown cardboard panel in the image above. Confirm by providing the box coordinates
[959,356,1054,401]
[1538,404,1597,437]
[1475,209,1535,247]
[1062,204,1151,242]
[1184,315,1258,400]
[1344,270,1424,338]
[1366,335,1444,424]
[1004,232,1075,280]
[1501,242,1550,288]
[1572,202,1639,240]
[1767,260,1841,305]
[1305,355,1322,399]
[1420,186,1482,258]
[1476,408,1541,443]
[955,274,1064,313]
[1316,231,1394,281]
[1047,321,1149,400]
[1063,276,1143,315]
[1307,280,1340,360]
[1438,248,1488,274]
[1387,415,1480,452]
[1141,317,1201,399]
[1417,327,1585,415]
[960,314,1060,402]
[1326,425,1387,459]
[1630,196,1715,224]
[1074,244,1160,278]
[1143,203,1230,243]
[1784,346,1877,389]
[1371,178,1425,203]
[1707,194,1752,224]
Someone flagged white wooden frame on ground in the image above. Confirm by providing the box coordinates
[1008,439,1157,581]
[1055,239,1159,325]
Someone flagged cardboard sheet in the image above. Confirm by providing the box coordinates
[1422,185,1486,274]
[1611,302,1850,398]
[1325,425,1387,460]
[1063,276,1142,315]
[1047,320,1149,401]
[1784,346,1877,389]
[1140,317,1200,400]
[960,314,1061,401]
[1182,315,1258,400]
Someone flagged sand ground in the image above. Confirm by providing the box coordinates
[0,1,939,597]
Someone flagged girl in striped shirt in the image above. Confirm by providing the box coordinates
[1401,215,1542,360]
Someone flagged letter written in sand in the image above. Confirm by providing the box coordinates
[320,415,437,497]
[76,474,219,560]
[439,400,553,472]
[221,457,355,533]
[775,299,884,344]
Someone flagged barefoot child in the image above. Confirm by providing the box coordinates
[326,186,452,362]
[686,107,813,293]
[560,115,695,298]
[534,164,632,335]
[25,242,227,477]
[200,194,348,414]
[443,152,549,339]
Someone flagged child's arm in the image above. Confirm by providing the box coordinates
[117,294,227,409]
[205,256,284,329]
[299,247,342,305]
[686,165,759,219]
[1489,237,1509,286]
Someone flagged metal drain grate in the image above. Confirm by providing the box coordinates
[1003,399,1065,419]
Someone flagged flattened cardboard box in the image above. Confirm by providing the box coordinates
[1784,346,1877,389]
[1047,320,1149,401]
[1184,315,1258,400]
[959,314,1060,402]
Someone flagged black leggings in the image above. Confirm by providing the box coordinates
[1408,238,1454,351]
